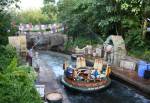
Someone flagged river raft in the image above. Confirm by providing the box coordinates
[61,56,111,92]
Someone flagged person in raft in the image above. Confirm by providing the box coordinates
[91,69,100,80]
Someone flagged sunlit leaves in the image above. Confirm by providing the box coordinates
[121,3,129,10]
[106,6,114,13]
[119,0,144,15]
[42,3,58,22]
[15,9,51,24]
[0,0,20,12]
[43,0,55,4]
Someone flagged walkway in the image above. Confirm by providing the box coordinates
[111,66,150,95]
[84,57,150,95]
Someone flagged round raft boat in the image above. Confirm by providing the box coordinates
[61,76,111,92]
[61,56,111,92]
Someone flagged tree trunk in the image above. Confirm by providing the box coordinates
[142,19,147,40]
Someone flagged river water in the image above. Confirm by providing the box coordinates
[39,51,150,103]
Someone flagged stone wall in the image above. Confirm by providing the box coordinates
[23,32,67,50]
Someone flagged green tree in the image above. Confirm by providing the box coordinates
[0,45,17,70]
[0,0,19,12]
[42,3,58,23]
[42,0,58,23]
[58,0,150,50]
[15,9,50,25]
[58,0,99,40]
[0,0,19,45]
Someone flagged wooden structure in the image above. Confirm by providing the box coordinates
[8,36,20,52]
[19,35,27,53]
[120,57,137,71]
[8,35,27,56]
[111,67,150,95]
[84,58,150,95]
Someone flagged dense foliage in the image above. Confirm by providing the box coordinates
[14,9,51,25]
[14,0,58,25]
[57,0,150,46]
[42,0,58,23]
[0,45,42,103]
[0,1,42,99]
[0,45,17,70]
[57,0,150,60]
[0,0,19,45]
[0,1,44,101]
[0,0,19,12]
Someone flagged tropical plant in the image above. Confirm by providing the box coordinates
[0,44,42,103]
[0,58,42,103]
[0,45,17,71]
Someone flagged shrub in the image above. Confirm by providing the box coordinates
[64,35,104,52]
[143,50,150,62]
[0,45,17,70]
[0,58,42,103]
[0,45,42,103]
[128,49,150,62]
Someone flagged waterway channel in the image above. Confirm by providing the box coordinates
[38,51,150,103]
